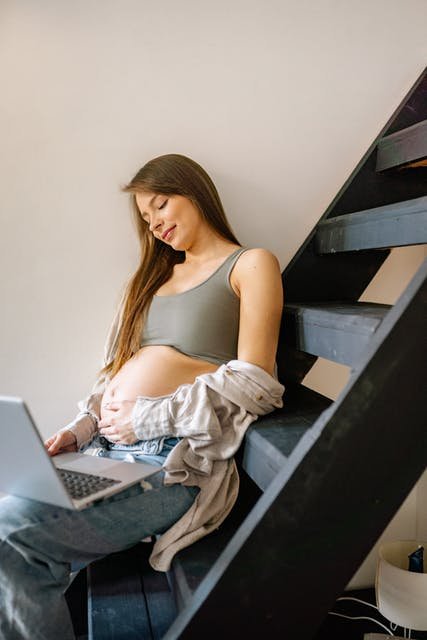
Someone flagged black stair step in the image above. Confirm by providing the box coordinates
[87,545,152,639]
[376,118,427,171]
[242,383,332,490]
[283,302,390,367]
[141,567,177,640]
[315,196,427,253]
[168,386,331,611]
[168,468,262,611]
[87,543,176,640]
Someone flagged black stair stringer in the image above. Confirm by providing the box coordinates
[164,259,427,639]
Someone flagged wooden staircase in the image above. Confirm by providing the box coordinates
[85,68,427,639]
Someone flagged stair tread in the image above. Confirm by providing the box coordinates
[315,196,427,253]
[142,568,177,640]
[87,544,153,639]
[376,118,427,171]
[283,302,391,367]
[243,384,332,489]
[285,301,390,329]
[88,543,176,640]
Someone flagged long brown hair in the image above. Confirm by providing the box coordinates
[102,153,240,379]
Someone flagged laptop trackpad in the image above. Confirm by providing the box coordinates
[53,452,124,474]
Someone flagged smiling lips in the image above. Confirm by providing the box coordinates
[162,225,176,241]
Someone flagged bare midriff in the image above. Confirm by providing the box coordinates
[100,345,219,422]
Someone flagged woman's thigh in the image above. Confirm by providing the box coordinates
[0,471,198,572]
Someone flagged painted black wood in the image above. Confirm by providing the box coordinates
[279,68,426,383]
[315,196,427,253]
[284,241,389,304]
[168,468,261,612]
[87,544,152,640]
[283,302,390,367]
[163,258,427,640]
[167,386,331,613]
[384,67,427,135]
[376,119,427,171]
[242,384,332,490]
[324,69,427,218]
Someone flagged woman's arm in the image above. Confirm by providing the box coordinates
[233,248,283,375]
[44,391,104,454]
[100,360,284,446]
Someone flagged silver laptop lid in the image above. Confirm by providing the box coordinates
[0,396,74,509]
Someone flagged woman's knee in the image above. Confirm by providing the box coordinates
[0,495,58,542]
[0,496,31,540]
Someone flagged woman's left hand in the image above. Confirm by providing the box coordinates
[98,400,139,445]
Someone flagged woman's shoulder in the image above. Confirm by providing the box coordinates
[231,247,282,292]
[238,247,281,271]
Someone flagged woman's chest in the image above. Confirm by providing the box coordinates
[155,259,239,296]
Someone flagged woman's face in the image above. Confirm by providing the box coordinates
[135,192,206,251]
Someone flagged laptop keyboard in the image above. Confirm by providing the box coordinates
[58,469,120,500]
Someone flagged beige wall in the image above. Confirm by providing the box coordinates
[0,0,426,586]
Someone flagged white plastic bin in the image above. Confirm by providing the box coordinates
[376,540,427,631]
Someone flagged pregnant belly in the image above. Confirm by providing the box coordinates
[100,345,219,421]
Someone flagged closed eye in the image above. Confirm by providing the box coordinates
[159,199,168,209]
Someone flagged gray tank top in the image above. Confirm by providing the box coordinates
[140,247,248,365]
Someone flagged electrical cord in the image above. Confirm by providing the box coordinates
[327,611,394,635]
[329,596,417,637]
[336,596,379,610]
[329,595,398,636]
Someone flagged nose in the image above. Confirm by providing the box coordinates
[149,213,162,233]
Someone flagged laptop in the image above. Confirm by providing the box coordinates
[0,396,160,510]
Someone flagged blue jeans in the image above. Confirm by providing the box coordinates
[0,440,198,640]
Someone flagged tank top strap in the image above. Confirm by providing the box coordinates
[224,247,250,291]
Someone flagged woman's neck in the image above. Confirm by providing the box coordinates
[183,233,240,266]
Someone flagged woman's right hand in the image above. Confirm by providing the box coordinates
[44,430,77,456]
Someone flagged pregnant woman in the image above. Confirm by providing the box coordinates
[0,154,284,640]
